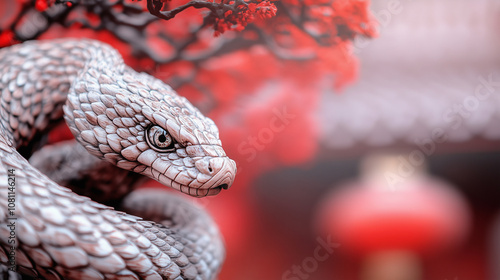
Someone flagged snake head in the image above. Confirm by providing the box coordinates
[65,69,236,197]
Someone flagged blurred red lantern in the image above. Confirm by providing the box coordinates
[315,153,471,279]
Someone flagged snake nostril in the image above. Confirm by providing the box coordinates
[208,166,213,173]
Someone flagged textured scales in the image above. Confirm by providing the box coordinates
[29,141,147,204]
[0,39,236,279]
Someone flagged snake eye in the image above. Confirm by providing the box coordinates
[146,125,174,152]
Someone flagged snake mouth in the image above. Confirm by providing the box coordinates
[155,158,235,197]
[186,178,231,198]
[156,171,231,197]
[184,184,227,197]
[200,183,230,197]
[207,183,229,196]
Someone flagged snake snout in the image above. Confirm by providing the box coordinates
[199,157,236,194]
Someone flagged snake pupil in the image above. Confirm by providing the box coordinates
[159,134,167,143]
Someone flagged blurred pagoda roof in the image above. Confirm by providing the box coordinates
[317,0,500,155]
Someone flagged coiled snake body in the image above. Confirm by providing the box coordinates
[0,39,236,279]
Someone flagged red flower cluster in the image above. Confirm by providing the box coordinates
[35,0,73,11]
[0,30,15,48]
[35,0,50,11]
[252,1,278,19]
[213,1,277,36]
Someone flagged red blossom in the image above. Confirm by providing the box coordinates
[211,1,278,36]
[35,0,49,11]
[248,3,257,12]
[255,1,277,19]
[0,30,15,48]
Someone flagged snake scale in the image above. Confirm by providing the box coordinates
[0,39,237,279]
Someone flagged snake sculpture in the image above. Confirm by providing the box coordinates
[0,39,237,279]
